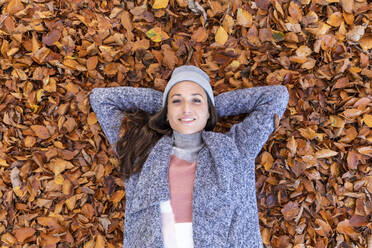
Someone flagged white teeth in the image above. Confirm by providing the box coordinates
[181,118,194,121]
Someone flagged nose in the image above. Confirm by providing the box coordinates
[182,101,191,114]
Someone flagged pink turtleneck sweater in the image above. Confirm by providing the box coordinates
[169,154,197,223]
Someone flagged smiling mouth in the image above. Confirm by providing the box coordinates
[179,118,195,124]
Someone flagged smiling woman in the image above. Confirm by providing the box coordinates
[89,65,289,248]
[167,81,210,134]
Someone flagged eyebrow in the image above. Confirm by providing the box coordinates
[170,93,203,98]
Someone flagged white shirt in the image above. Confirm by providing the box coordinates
[160,200,194,248]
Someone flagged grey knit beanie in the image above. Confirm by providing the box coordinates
[162,65,215,107]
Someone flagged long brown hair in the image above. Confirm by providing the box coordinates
[116,95,217,179]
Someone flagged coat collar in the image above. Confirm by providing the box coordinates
[127,131,234,214]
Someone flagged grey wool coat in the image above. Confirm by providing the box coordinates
[89,84,289,248]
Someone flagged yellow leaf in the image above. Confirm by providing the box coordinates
[0,159,9,167]
[222,15,234,34]
[54,174,64,185]
[330,115,345,128]
[363,114,372,127]
[65,195,77,210]
[326,12,343,27]
[49,158,74,176]
[152,0,169,9]
[230,60,240,69]
[286,136,297,157]
[236,8,252,27]
[95,234,105,248]
[84,239,95,248]
[63,59,87,71]
[146,27,169,42]
[215,26,228,45]
[315,149,338,158]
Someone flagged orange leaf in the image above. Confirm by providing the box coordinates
[87,56,98,71]
[152,0,169,9]
[1,232,17,245]
[261,151,274,171]
[87,112,98,125]
[6,0,24,15]
[14,227,35,243]
[337,220,358,236]
[363,114,372,127]
[111,190,125,203]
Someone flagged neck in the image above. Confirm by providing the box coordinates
[172,130,202,149]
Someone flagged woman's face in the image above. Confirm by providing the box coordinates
[167,81,210,134]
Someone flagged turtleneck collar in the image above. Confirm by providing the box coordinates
[172,130,203,149]
[171,130,204,163]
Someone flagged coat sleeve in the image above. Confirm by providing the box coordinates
[214,85,289,159]
[89,86,163,153]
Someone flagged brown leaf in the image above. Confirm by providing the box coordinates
[236,8,252,27]
[42,29,61,46]
[162,44,178,70]
[261,151,274,171]
[340,0,354,13]
[191,27,208,43]
[349,215,368,227]
[315,149,338,159]
[286,136,297,157]
[31,125,51,139]
[255,0,270,10]
[314,219,331,237]
[281,201,299,221]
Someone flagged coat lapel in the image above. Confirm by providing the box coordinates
[192,131,237,247]
[127,134,173,214]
